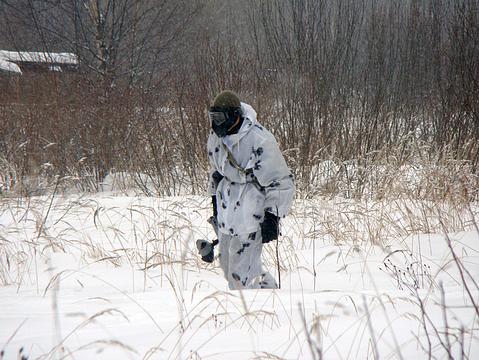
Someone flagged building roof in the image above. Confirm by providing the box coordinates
[0,50,78,74]
[0,58,21,74]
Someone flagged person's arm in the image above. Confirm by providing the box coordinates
[251,135,295,219]
[207,135,224,220]
[249,134,295,242]
[209,170,223,219]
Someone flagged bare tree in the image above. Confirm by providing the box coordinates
[0,0,200,86]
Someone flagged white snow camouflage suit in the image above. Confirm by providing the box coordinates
[207,102,295,289]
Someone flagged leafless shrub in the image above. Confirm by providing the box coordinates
[0,0,477,198]
[380,250,436,291]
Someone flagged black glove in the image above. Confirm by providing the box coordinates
[261,211,280,243]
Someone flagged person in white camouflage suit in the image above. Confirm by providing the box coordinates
[204,90,295,290]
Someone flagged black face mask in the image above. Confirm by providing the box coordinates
[209,107,241,137]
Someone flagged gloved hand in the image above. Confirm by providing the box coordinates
[196,238,219,263]
[261,211,280,243]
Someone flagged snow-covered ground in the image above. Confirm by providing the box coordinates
[0,194,478,359]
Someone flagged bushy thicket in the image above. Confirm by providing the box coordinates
[0,0,478,198]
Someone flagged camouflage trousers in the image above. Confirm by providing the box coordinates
[218,230,278,290]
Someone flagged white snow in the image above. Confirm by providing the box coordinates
[0,50,78,74]
[0,50,78,65]
[0,194,478,359]
[0,58,22,74]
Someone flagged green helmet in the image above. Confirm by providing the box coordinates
[212,90,241,110]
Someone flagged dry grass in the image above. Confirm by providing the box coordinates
[0,158,478,359]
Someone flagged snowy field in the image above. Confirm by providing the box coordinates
[0,193,478,359]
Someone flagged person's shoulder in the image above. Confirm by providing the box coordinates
[249,122,277,144]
